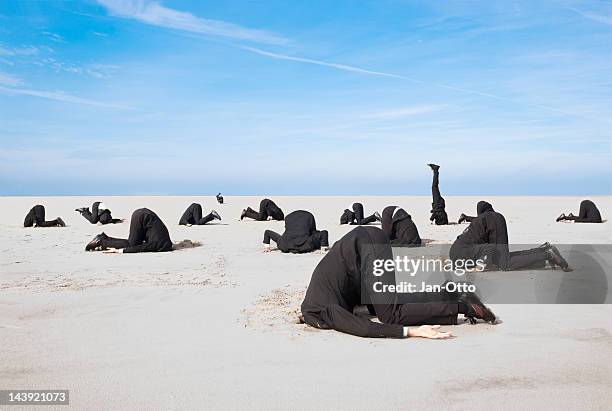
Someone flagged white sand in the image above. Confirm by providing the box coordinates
[1,195,611,410]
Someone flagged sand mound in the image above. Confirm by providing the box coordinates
[172,239,202,250]
[241,286,306,332]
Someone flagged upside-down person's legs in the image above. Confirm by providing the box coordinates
[431,168,444,207]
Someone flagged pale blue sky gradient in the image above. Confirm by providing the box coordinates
[0,0,610,195]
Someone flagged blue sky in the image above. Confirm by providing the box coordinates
[0,0,610,195]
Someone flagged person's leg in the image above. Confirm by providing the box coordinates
[258,199,270,221]
[80,208,97,224]
[198,212,216,225]
[505,248,548,270]
[99,235,129,249]
[358,214,378,225]
[243,206,263,220]
[431,167,443,206]
[34,205,61,227]
[314,230,329,248]
[127,209,147,247]
[90,202,101,224]
[263,229,282,245]
[352,203,365,222]
[458,214,476,223]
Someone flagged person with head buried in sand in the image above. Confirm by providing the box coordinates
[556,200,602,223]
[85,208,172,253]
[339,202,381,225]
[381,206,421,246]
[23,204,65,227]
[75,201,123,225]
[178,203,221,226]
[300,226,496,339]
[240,198,284,221]
[450,201,572,272]
[262,210,329,254]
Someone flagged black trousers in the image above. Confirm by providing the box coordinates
[24,205,60,227]
[430,169,448,225]
[351,203,377,225]
[179,203,215,225]
[100,209,172,252]
[451,243,547,271]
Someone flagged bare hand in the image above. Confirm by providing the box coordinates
[408,325,453,339]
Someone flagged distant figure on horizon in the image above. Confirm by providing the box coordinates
[76,201,123,225]
[457,200,494,224]
[450,201,572,272]
[340,202,381,225]
[85,208,172,253]
[300,226,496,338]
[23,204,65,227]
[381,206,422,246]
[428,163,448,225]
[556,200,602,223]
[263,210,329,254]
[179,203,221,226]
[241,198,284,221]
[216,193,224,204]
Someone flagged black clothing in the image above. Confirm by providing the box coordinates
[23,205,61,227]
[243,198,284,221]
[80,202,121,225]
[460,201,495,224]
[301,226,458,338]
[263,210,329,253]
[340,203,378,225]
[381,206,421,246]
[564,200,602,223]
[449,207,548,271]
[216,193,224,204]
[99,208,172,253]
[340,209,355,224]
[430,168,448,225]
[179,203,215,225]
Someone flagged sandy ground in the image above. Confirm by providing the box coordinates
[1,195,611,410]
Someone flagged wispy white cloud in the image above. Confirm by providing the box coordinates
[240,46,605,122]
[240,46,404,79]
[96,0,288,45]
[0,85,131,109]
[42,31,66,43]
[0,44,39,56]
[0,71,22,86]
[568,7,612,25]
